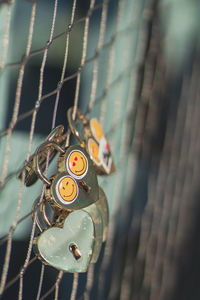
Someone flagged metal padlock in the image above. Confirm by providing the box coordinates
[67,107,115,175]
[33,209,96,273]
[33,143,99,210]
[33,186,109,272]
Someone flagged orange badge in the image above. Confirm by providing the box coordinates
[57,176,78,203]
[67,150,88,179]
[90,119,104,142]
[88,138,101,165]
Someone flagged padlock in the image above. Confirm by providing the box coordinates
[32,186,108,272]
[33,143,99,210]
[33,209,96,273]
[67,107,115,175]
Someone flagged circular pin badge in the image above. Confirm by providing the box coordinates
[55,175,79,205]
[90,118,104,142]
[88,138,101,166]
[66,149,88,180]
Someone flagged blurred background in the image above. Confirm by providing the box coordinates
[1,0,200,299]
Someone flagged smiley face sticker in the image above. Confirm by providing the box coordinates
[66,150,88,179]
[88,139,101,165]
[90,119,104,142]
[56,175,79,205]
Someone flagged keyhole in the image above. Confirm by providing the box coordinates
[78,180,91,193]
[69,243,82,260]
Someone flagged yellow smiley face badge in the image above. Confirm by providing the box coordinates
[88,139,101,165]
[67,150,88,179]
[90,119,104,142]
[56,176,78,205]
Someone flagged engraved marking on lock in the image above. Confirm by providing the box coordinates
[78,180,91,193]
[90,118,104,142]
[67,150,88,179]
[56,176,79,204]
[69,243,82,260]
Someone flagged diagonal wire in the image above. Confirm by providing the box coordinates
[0,1,14,71]
[36,264,45,300]
[51,0,77,129]
[18,215,37,300]
[83,264,95,300]
[3,257,37,292]
[0,1,148,299]
[88,0,109,112]
[0,19,136,141]
[0,1,57,296]
[72,0,96,121]
[70,273,79,300]
[0,1,37,184]
[0,4,37,293]
[3,1,110,71]
[39,271,63,300]
[54,271,64,300]
[27,0,58,164]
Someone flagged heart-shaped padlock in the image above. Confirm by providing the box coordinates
[33,188,108,269]
[33,210,95,273]
[67,107,115,175]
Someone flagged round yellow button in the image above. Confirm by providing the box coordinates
[67,150,88,179]
[57,176,78,203]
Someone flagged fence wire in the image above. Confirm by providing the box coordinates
[1,0,199,300]
[0,0,149,299]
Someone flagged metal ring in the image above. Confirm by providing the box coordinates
[40,200,52,227]
[67,107,86,147]
[32,198,43,233]
[33,141,65,186]
[46,125,65,143]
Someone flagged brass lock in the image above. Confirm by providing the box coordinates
[33,143,99,210]
[67,107,115,175]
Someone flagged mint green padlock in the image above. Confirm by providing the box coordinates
[33,186,109,272]
[33,210,95,273]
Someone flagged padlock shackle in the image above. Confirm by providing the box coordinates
[32,197,52,232]
[40,200,52,227]
[67,107,87,148]
[33,141,65,186]
[32,198,43,232]
[46,125,66,144]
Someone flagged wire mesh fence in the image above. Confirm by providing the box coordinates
[1,0,200,299]
[0,0,148,299]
